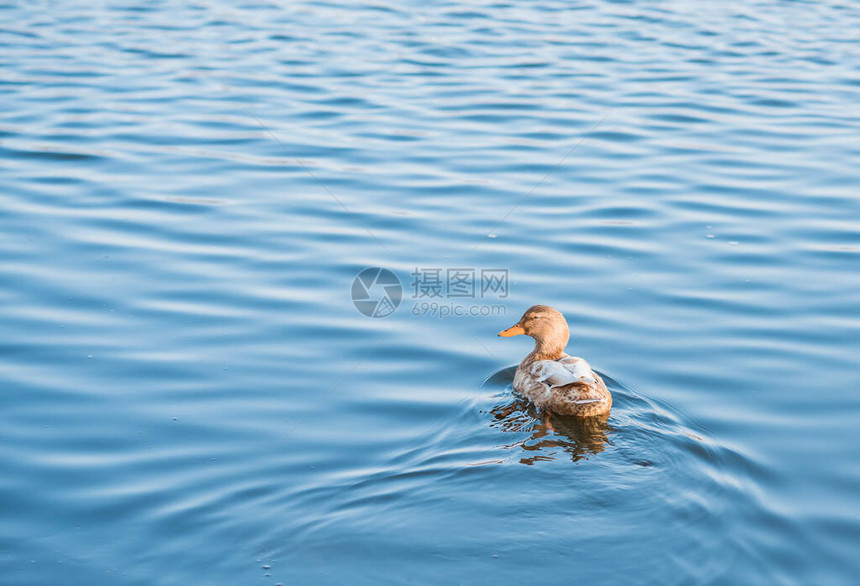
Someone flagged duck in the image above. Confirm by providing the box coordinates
[498,305,611,417]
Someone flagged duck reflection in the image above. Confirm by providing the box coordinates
[489,395,612,464]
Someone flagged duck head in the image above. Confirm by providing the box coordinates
[498,304,570,361]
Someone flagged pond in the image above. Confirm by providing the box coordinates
[1,1,859,584]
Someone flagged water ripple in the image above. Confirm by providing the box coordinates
[1,0,859,584]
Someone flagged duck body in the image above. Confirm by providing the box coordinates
[513,353,611,417]
[499,305,611,417]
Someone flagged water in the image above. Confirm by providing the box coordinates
[1,0,859,583]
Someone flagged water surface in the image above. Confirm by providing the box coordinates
[1,0,859,584]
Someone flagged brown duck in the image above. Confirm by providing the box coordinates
[498,305,611,417]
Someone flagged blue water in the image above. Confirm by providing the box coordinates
[2,1,859,583]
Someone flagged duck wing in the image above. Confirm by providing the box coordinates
[514,356,598,404]
[530,355,597,388]
[514,356,610,417]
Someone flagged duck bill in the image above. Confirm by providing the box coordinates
[497,324,525,337]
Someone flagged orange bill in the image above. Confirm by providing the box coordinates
[497,324,525,337]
